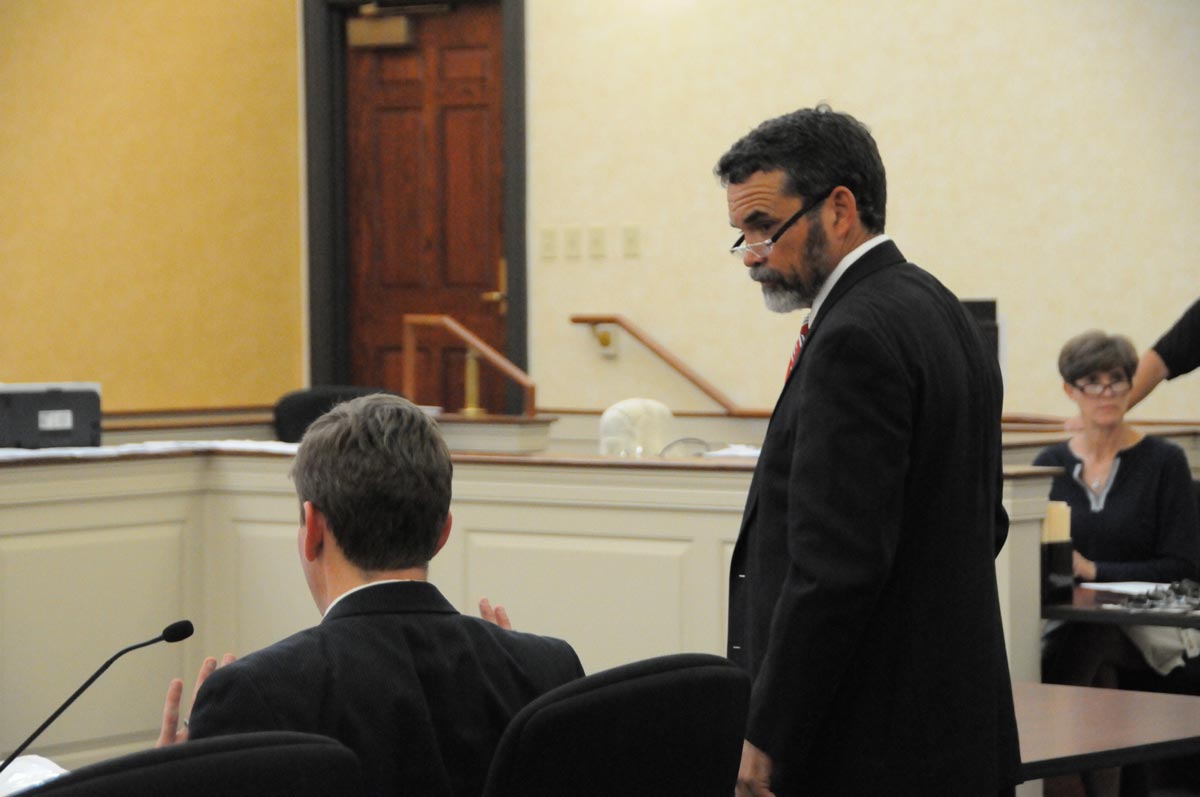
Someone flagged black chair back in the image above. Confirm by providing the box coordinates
[273,386,394,442]
[27,732,364,796]
[482,652,750,797]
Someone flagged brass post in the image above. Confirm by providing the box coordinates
[462,349,485,417]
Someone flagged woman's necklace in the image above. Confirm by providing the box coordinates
[1084,456,1113,492]
[1075,425,1136,494]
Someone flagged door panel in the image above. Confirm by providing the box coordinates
[346,3,504,413]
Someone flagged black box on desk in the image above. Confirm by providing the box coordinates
[0,383,102,448]
[1041,542,1074,604]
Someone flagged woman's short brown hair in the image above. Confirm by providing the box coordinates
[1057,330,1138,384]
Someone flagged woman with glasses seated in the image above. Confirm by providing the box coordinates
[1035,330,1200,794]
[1035,330,1197,592]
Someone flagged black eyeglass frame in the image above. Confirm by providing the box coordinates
[1071,378,1132,397]
[729,186,835,258]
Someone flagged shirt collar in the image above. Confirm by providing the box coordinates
[322,578,418,617]
[808,234,891,326]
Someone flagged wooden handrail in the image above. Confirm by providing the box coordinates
[570,314,767,417]
[402,314,537,417]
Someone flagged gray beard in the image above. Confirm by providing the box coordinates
[761,280,817,313]
[754,224,835,313]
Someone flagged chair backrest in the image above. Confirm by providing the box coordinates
[273,386,394,442]
[481,652,750,797]
[27,732,364,797]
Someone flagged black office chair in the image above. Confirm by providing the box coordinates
[273,385,396,442]
[481,652,750,797]
[26,731,364,796]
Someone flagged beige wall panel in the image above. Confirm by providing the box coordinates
[462,527,690,673]
[722,539,735,648]
[232,521,314,656]
[442,460,747,671]
[997,476,1054,683]
[0,449,1060,766]
[198,456,307,659]
[0,525,184,755]
[526,0,1200,421]
[0,460,205,514]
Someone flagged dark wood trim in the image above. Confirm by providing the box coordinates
[303,0,527,396]
[303,0,350,384]
[500,0,527,413]
[104,405,273,418]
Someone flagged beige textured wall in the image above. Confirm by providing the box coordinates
[0,1,302,412]
[526,0,1199,419]
[1,2,1194,419]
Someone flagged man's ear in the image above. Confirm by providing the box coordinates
[302,501,327,562]
[431,511,453,558]
[827,185,859,235]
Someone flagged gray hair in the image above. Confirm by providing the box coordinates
[714,104,888,234]
[1057,330,1138,384]
[290,394,452,570]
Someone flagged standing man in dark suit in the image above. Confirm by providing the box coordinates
[717,106,1020,796]
[157,394,583,797]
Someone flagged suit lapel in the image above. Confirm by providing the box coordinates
[748,241,907,527]
[784,240,906,384]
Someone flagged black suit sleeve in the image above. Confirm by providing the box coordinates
[1154,299,1200,379]
[188,663,283,739]
[746,318,912,761]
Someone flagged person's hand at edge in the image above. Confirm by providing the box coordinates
[157,653,236,746]
[478,597,512,630]
[1073,550,1097,582]
[735,739,777,797]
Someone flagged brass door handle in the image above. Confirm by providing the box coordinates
[481,257,508,314]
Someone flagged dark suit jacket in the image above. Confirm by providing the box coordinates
[189,581,584,797]
[727,241,1020,794]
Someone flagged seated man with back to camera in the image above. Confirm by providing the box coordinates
[157,394,584,797]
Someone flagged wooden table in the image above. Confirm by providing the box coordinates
[1042,587,1200,629]
[1015,681,1200,779]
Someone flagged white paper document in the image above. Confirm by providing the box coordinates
[0,755,66,795]
[0,439,298,463]
[1079,581,1169,595]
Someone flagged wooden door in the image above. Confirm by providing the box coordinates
[346,3,505,413]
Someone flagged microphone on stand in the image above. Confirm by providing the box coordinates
[0,620,194,775]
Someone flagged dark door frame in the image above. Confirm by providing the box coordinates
[302,0,527,394]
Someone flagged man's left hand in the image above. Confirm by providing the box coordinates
[157,653,236,747]
[735,740,776,797]
[478,598,512,630]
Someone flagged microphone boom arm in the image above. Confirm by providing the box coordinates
[0,621,192,775]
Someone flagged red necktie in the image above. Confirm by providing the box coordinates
[786,319,810,379]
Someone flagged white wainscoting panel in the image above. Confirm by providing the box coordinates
[463,529,690,672]
[231,521,314,656]
[0,449,1051,770]
[0,523,186,766]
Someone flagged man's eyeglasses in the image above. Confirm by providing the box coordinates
[1072,379,1131,397]
[729,187,834,259]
